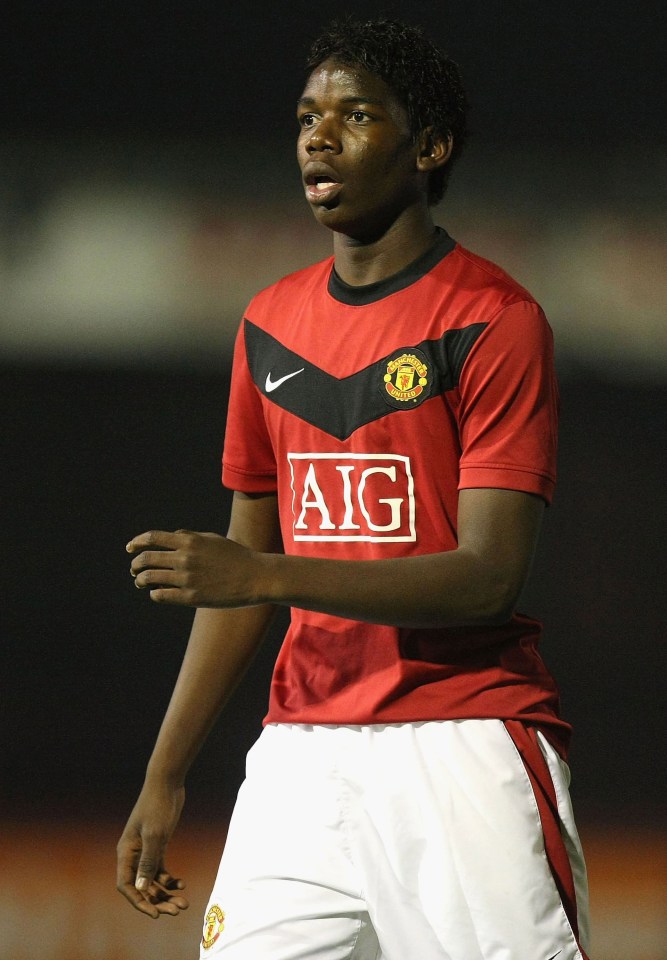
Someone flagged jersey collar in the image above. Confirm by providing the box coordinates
[328,227,456,306]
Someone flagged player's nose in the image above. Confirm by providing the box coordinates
[305,117,342,154]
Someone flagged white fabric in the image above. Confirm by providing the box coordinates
[199,720,589,960]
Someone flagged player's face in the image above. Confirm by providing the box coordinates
[297,59,423,240]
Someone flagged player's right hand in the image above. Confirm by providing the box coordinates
[116,782,188,919]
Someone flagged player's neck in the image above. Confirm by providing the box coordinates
[331,209,439,287]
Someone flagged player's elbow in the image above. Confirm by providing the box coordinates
[473,567,521,625]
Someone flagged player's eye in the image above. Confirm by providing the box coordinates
[349,110,369,123]
[299,113,317,127]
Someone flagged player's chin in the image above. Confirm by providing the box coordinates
[308,198,343,224]
[311,204,372,237]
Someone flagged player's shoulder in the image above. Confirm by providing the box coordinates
[434,241,554,353]
[453,243,535,301]
[247,255,334,313]
[442,240,553,340]
[445,243,553,356]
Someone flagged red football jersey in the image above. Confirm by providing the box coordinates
[222,231,571,754]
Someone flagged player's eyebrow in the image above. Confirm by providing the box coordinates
[297,95,386,107]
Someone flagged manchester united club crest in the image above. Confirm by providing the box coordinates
[202,904,225,950]
[381,348,431,409]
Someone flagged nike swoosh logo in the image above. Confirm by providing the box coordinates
[265,368,305,392]
[546,952,562,960]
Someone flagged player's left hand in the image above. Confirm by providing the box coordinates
[127,529,262,607]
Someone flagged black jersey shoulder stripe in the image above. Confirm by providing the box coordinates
[244,318,488,441]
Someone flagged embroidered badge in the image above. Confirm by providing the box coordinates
[381,348,430,409]
[202,904,225,950]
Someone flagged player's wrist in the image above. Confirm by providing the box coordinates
[144,757,188,790]
[250,550,288,606]
[250,552,340,611]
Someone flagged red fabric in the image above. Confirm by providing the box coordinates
[505,720,590,958]
[221,240,570,752]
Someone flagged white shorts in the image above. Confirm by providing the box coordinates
[199,720,591,960]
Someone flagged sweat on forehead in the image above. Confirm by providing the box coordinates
[301,59,400,106]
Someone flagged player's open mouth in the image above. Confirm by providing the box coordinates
[304,173,342,205]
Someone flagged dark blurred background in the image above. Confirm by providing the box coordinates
[1,2,665,957]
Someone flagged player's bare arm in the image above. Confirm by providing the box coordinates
[128,487,543,628]
[116,492,281,918]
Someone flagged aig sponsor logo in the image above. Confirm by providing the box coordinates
[287,453,416,542]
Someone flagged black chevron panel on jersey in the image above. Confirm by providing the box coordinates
[244,318,488,441]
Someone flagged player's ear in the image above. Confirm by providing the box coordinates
[416,127,453,173]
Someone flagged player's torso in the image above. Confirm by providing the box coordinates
[242,239,515,561]
[236,238,567,743]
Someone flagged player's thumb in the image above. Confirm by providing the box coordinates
[135,839,161,892]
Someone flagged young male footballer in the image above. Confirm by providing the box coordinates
[117,17,592,960]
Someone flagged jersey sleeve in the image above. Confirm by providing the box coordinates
[221,319,278,493]
[457,299,559,503]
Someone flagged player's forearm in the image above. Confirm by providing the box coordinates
[258,548,516,628]
[129,490,541,625]
[144,604,276,787]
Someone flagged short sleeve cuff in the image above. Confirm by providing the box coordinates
[222,461,278,494]
[459,465,555,504]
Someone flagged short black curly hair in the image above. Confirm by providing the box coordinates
[306,17,468,205]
